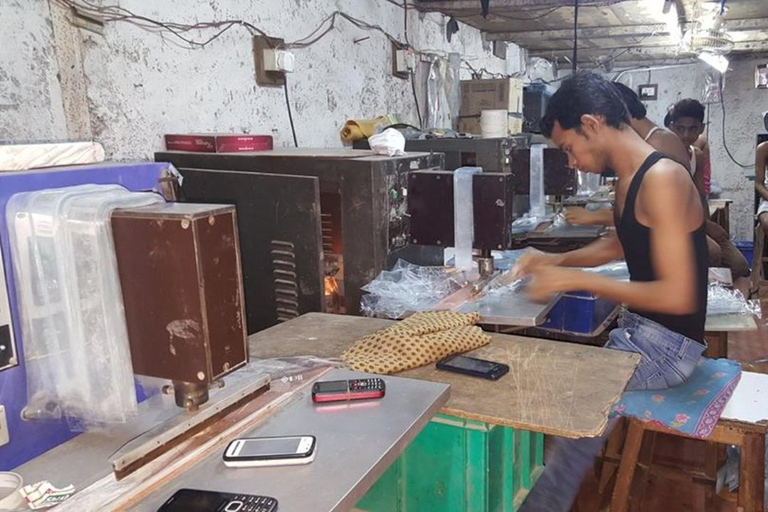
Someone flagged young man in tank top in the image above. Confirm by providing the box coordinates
[565,82,691,226]
[515,71,709,512]
[671,98,750,278]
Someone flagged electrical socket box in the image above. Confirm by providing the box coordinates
[395,49,415,75]
[253,36,287,87]
[392,42,414,79]
[0,405,8,447]
[263,49,295,73]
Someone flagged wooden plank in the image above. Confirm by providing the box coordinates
[704,314,758,332]
[249,313,639,439]
[610,418,645,512]
[739,432,766,512]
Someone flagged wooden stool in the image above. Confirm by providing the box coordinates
[602,372,768,512]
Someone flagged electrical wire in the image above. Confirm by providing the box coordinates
[572,0,579,72]
[410,71,423,129]
[718,75,752,168]
[283,78,298,148]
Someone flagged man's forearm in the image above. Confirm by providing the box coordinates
[757,183,768,202]
[566,271,696,315]
[557,235,623,268]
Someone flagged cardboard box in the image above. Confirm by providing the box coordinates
[458,114,523,137]
[460,78,524,117]
[164,134,273,153]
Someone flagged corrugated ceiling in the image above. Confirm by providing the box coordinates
[414,0,768,69]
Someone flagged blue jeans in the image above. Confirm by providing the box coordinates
[519,311,707,512]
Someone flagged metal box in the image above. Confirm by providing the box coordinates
[111,203,248,403]
[408,170,518,251]
[353,137,576,196]
[155,150,445,327]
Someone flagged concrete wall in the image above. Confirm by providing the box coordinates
[613,58,768,240]
[0,0,520,159]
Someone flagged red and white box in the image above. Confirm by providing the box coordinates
[164,133,273,153]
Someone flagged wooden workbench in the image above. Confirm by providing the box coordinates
[249,313,640,439]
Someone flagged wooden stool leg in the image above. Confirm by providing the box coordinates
[611,419,645,512]
[704,332,728,359]
[738,432,766,512]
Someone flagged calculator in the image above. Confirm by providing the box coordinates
[311,378,386,403]
[157,488,278,512]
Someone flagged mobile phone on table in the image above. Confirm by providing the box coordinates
[157,488,278,512]
[436,354,509,380]
[311,378,386,403]
[223,435,316,468]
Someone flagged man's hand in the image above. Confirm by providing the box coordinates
[526,266,580,303]
[565,207,614,226]
[564,207,593,225]
[509,249,563,279]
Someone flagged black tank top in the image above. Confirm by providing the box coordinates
[613,152,708,342]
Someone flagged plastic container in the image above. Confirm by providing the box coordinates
[7,185,164,429]
[0,472,23,512]
[480,109,508,138]
[529,143,546,219]
[453,167,482,271]
[733,240,754,269]
[540,292,620,336]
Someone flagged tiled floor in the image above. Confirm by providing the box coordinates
[572,281,768,511]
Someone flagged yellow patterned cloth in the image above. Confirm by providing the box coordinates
[341,312,491,374]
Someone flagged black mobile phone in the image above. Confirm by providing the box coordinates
[436,354,509,380]
[157,488,277,512]
[311,378,385,403]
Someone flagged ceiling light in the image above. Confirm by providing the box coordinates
[698,52,729,73]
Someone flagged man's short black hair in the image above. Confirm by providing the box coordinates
[671,99,705,123]
[541,71,630,138]
[611,82,647,120]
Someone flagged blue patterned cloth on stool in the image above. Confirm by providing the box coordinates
[612,357,742,438]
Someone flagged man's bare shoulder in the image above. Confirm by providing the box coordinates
[644,158,694,189]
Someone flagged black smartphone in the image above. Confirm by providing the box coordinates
[436,354,509,380]
[157,488,278,512]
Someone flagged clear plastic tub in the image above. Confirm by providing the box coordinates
[7,184,164,429]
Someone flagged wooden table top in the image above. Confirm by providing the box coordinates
[249,313,640,439]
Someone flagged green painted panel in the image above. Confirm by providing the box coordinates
[355,414,543,512]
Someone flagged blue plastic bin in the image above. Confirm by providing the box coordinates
[540,292,619,336]
[733,240,754,269]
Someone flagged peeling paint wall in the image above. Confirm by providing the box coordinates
[0,0,520,159]
[614,59,768,240]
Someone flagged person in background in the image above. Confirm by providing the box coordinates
[565,82,690,227]
[755,140,768,236]
[516,71,708,512]
[670,99,707,197]
[694,133,712,197]
[671,99,750,278]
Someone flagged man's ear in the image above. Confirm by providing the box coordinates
[580,114,601,135]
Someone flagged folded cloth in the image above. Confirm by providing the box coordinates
[613,357,741,439]
[340,118,380,142]
[341,311,490,374]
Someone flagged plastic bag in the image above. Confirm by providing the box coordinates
[700,69,723,104]
[360,259,465,319]
[369,128,405,157]
[7,184,165,430]
[707,283,761,317]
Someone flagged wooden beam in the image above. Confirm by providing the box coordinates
[528,40,768,58]
[486,24,668,42]
[486,18,768,43]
